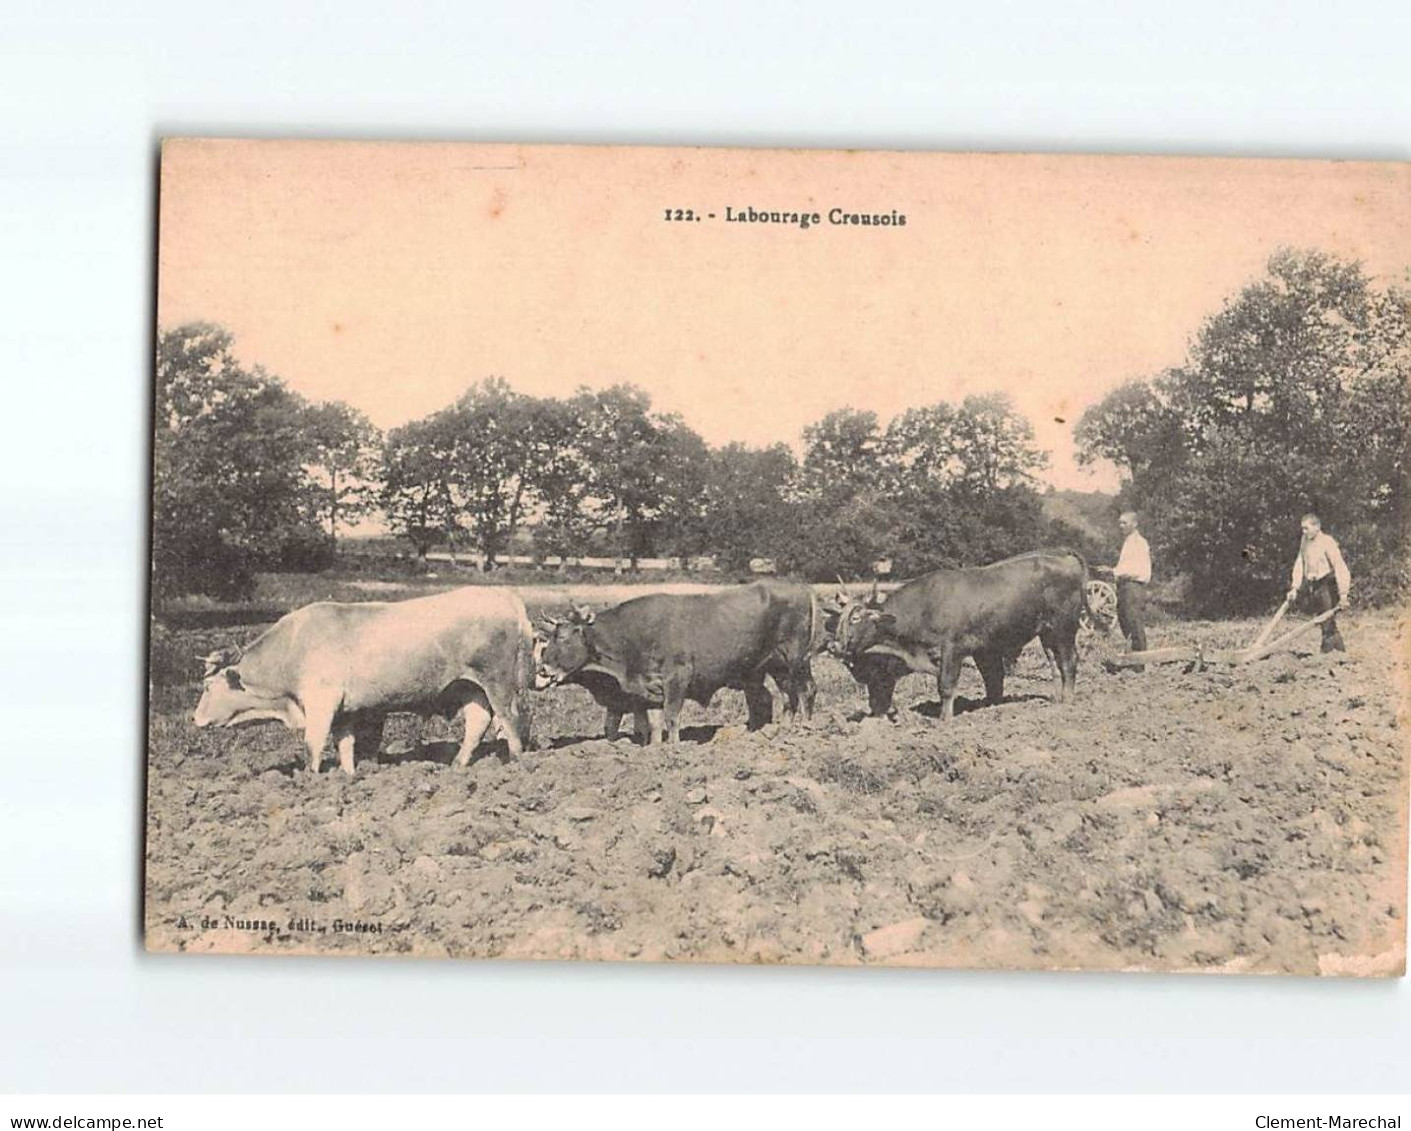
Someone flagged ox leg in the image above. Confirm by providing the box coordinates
[332,710,383,775]
[644,707,665,745]
[935,645,964,721]
[775,657,815,723]
[765,660,799,723]
[1041,627,1078,704]
[483,682,528,758]
[864,662,899,718]
[661,670,689,744]
[797,659,817,722]
[744,670,775,729]
[781,682,799,724]
[351,712,386,768]
[504,694,529,756]
[335,727,357,776]
[632,709,651,744]
[604,708,625,742]
[973,649,1006,707]
[302,692,339,774]
[743,674,774,731]
[453,687,494,767]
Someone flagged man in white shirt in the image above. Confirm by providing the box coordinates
[1286,513,1351,653]
[1110,510,1152,667]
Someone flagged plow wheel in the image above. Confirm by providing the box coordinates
[1083,579,1118,634]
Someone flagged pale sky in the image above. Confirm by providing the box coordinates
[158,141,1411,492]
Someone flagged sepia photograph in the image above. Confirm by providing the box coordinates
[145,139,1409,975]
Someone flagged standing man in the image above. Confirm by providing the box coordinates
[1110,510,1152,668]
[1287,513,1351,653]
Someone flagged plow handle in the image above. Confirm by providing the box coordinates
[1248,598,1290,652]
[1237,607,1338,664]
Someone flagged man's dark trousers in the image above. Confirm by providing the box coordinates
[1306,575,1348,653]
[1116,579,1149,670]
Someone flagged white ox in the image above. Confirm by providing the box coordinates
[192,586,534,774]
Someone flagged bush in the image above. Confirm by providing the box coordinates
[274,530,337,573]
[1343,530,1411,609]
[152,530,256,603]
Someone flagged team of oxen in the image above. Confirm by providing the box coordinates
[192,548,1091,774]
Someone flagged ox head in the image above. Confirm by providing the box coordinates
[532,604,596,689]
[829,581,894,666]
[191,645,248,727]
[820,576,883,645]
[818,576,851,645]
[191,644,296,729]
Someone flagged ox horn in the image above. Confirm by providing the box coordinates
[198,646,240,676]
[834,574,850,607]
[866,579,881,607]
[570,604,596,625]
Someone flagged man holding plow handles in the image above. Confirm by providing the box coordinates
[1288,512,1352,654]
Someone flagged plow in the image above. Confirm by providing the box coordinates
[1103,598,1339,672]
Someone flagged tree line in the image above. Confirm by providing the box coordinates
[152,323,1083,601]
[382,380,1072,579]
[153,248,1409,614]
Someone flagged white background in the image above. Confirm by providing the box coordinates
[1,0,1408,1094]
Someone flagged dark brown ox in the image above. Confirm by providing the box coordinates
[830,549,1087,720]
[192,586,534,774]
[534,581,820,744]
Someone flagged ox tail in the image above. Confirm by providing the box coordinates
[808,589,827,656]
[1059,546,1093,621]
[513,612,536,749]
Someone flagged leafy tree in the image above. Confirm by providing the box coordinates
[880,403,961,492]
[699,442,800,573]
[1073,376,1186,488]
[799,408,885,503]
[781,396,1052,580]
[1076,249,1411,611]
[522,396,596,563]
[152,323,317,600]
[784,408,893,578]
[570,385,710,570]
[570,384,654,567]
[380,379,583,567]
[302,401,383,545]
[380,411,461,558]
[441,378,562,568]
[944,393,1049,496]
[647,415,713,564]
[530,449,599,564]
[883,394,1048,572]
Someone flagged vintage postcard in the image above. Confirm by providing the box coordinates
[147,140,1409,974]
